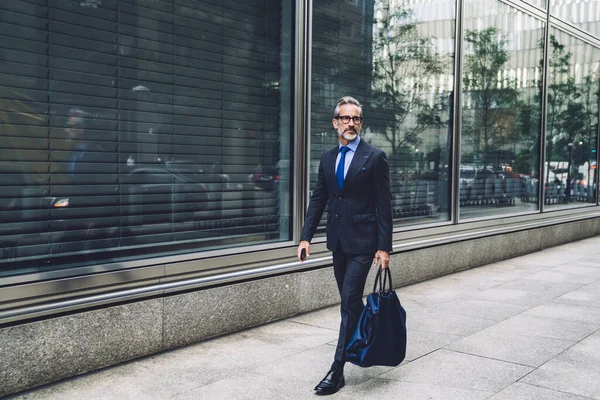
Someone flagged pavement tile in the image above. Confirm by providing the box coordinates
[174,372,311,400]
[576,260,600,269]
[483,261,555,276]
[483,314,598,341]
[554,289,600,307]
[405,330,464,361]
[520,361,600,399]
[537,251,590,264]
[407,309,497,336]
[492,279,584,298]
[337,379,494,400]
[288,305,340,331]
[170,320,337,367]
[446,330,576,367]
[381,349,533,392]
[395,284,472,305]
[524,303,600,327]
[247,345,392,387]
[421,299,526,322]
[6,358,186,400]
[582,280,600,292]
[502,252,573,268]
[524,270,598,284]
[489,382,593,399]
[450,262,551,286]
[550,332,600,368]
[468,288,552,308]
[551,265,600,278]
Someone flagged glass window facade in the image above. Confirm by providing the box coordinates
[460,0,545,219]
[543,28,600,208]
[0,0,294,276]
[0,0,599,280]
[551,0,600,37]
[310,0,456,233]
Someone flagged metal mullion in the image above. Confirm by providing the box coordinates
[293,0,310,243]
[538,8,552,213]
[596,86,600,206]
[549,16,600,49]
[452,0,465,224]
[497,0,547,21]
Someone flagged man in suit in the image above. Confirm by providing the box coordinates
[297,96,392,395]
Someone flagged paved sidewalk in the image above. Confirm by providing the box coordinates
[9,237,600,400]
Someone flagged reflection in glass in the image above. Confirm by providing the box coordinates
[551,0,600,38]
[310,0,456,232]
[460,0,545,219]
[544,29,600,209]
[0,0,293,275]
[524,0,546,9]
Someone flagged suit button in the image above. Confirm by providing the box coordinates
[335,214,340,218]
[338,196,342,200]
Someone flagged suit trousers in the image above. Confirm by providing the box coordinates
[332,247,373,363]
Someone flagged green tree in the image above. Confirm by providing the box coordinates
[462,27,520,167]
[368,1,445,158]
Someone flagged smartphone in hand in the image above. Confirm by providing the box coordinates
[300,248,307,261]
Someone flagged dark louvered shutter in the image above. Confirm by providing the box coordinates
[0,0,291,274]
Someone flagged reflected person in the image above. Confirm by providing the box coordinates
[297,96,393,395]
[67,108,104,181]
[65,108,104,246]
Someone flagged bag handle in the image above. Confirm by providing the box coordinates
[371,260,393,293]
[382,266,393,292]
[372,259,383,293]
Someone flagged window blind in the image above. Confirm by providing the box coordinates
[0,0,290,274]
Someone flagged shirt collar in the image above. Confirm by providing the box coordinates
[338,135,361,152]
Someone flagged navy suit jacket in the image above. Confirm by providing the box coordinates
[300,139,393,254]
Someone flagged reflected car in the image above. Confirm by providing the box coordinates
[165,160,232,192]
[45,168,211,250]
[121,167,210,214]
[250,165,280,191]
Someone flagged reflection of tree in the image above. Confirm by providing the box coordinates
[544,35,599,196]
[578,75,600,196]
[369,0,444,157]
[545,35,578,183]
[462,28,520,166]
[512,101,541,175]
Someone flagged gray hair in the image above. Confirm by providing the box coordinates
[333,96,363,118]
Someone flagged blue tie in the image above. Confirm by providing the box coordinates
[336,146,350,190]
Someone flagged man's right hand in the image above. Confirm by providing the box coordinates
[297,241,310,262]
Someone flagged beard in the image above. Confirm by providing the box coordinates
[341,129,358,141]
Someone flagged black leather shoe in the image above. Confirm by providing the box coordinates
[314,368,345,395]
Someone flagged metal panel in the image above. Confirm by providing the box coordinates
[452,0,464,224]
[293,0,310,243]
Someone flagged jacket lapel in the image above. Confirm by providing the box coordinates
[343,140,373,191]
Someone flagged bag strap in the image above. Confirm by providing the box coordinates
[372,260,394,293]
[372,260,383,293]
[382,267,393,292]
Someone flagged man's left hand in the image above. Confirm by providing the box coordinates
[374,250,390,269]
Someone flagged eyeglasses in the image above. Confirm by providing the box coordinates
[335,115,363,124]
